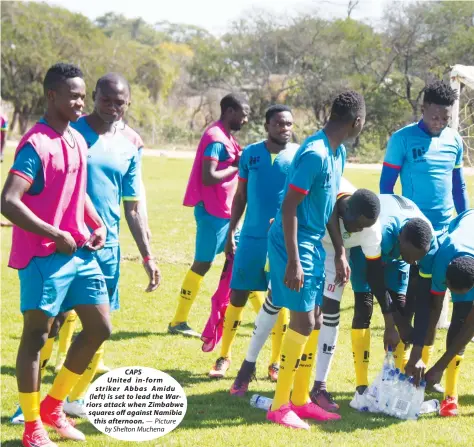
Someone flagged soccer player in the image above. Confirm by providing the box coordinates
[348,194,435,411]
[380,80,470,374]
[422,210,474,416]
[1,108,8,162]
[1,63,111,447]
[169,94,250,337]
[231,179,384,404]
[61,73,160,418]
[208,105,299,379]
[266,91,365,429]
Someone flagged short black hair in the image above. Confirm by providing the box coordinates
[95,72,131,96]
[330,90,365,122]
[220,93,248,116]
[265,104,292,123]
[347,189,380,220]
[403,218,432,250]
[43,63,83,94]
[423,80,458,106]
[446,256,474,291]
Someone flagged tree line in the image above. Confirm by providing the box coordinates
[1,1,473,161]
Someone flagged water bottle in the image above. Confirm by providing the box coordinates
[389,373,411,418]
[377,368,397,412]
[404,377,418,420]
[407,380,426,419]
[419,399,440,415]
[383,369,400,415]
[383,346,395,372]
[364,374,382,413]
[250,394,272,411]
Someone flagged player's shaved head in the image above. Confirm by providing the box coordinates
[95,73,130,96]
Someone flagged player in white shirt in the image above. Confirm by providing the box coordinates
[230,179,385,406]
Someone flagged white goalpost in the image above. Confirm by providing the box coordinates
[436,64,474,330]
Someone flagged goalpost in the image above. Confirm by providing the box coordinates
[436,64,474,329]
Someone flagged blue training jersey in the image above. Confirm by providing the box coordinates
[431,209,474,299]
[273,130,346,244]
[238,141,299,238]
[377,194,437,274]
[383,121,464,232]
[72,117,141,247]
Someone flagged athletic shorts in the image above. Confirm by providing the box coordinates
[19,248,109,317]
[194,203,240,262]
[322,243,345,302]
[95,245,121,311]
[350,246,409,295]
[268,226,325,312]
[230,235,269,291]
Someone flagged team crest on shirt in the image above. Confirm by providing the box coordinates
[249,155,260,167]
[411,146,428,163]
[343,231,351,240]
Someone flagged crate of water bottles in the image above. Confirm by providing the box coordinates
[362,347,439,419]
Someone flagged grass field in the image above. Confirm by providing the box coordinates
[1,148,474,447]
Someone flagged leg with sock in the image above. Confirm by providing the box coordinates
[209,290,248,378]
[350,292,373,411]
[312,296,340,411]
[440,301,472,417]
[55,311,77,372]
[231,292,282,395]
[269,306,289,381]
[169,264,206,337]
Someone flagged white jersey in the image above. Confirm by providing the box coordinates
[322,178,382,259]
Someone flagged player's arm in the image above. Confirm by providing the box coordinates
[1,146,76,254]
[136,147,151,241]
[426,306,474,386]
[123,153,160,291]
[84,194,107,251]
[225,156,248,255]
[380,132,405,193]
[452,135,470,214]
[281,188,306,292]
[281,149,322,292]
[326,203,350,286]
[202,143,238,186]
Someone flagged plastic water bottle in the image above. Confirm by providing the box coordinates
[376,349,396,411]
[377,368,397,412]
[383,369,400,414]
[419,399,440,415]
[250,394,272,411]
[389,373,411,418]
[383,346,395,372]
[407,380,426,419]
[364,374,382,412]
[404,377,418,420]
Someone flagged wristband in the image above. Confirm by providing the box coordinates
[143,255,153,263]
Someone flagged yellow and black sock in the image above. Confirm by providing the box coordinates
[219,304,244,359]
[445,355,463,399]
[48,367,81,401]
[56,311,77,369]
[69,344,105,401]
[270,307,289,365]
[171,270,204,326]
[394,342,410,372]
[19,392,40,422]
[248,291,264,314]
[351,328,371,388]
[40,337,55,378]
[422,345,434,367]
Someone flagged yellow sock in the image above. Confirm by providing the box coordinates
[69,344,104,401]
[48,367,81,401]
[445,355,463,399]
[248,291,264,314]
[291,329,319,406]
[40,337,55,377]
[394,342,410,372]
[219,304,244,358]
[57,311,77,360]
[351,328,371,387]
[19,392,40,422]
[171,270,204,325]
[271,328,308,411]
[422,345,434,367]
[270,307,289,365]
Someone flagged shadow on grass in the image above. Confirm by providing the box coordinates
[161,369,217,387]
[109,330,156,341]
[1,365,16,377]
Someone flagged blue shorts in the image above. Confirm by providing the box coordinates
[95,246,121,311]
[194,204,230,262]
[231,235,269,291]
[19,249,109,318]
[268,227,325,312]
[350,246,409,295]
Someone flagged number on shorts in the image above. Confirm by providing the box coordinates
[327,283,336,292]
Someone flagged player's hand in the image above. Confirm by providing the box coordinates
[334,253,350,286]
[143,258,161,292]
[384,326,400,351]
[405,357,426,386]
[54,230,77,255]
[85,226,107,251]
[425,366,443,388]
[284,259,304,292]
[225,232,237,256]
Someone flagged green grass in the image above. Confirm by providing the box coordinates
[1,149,474,447]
